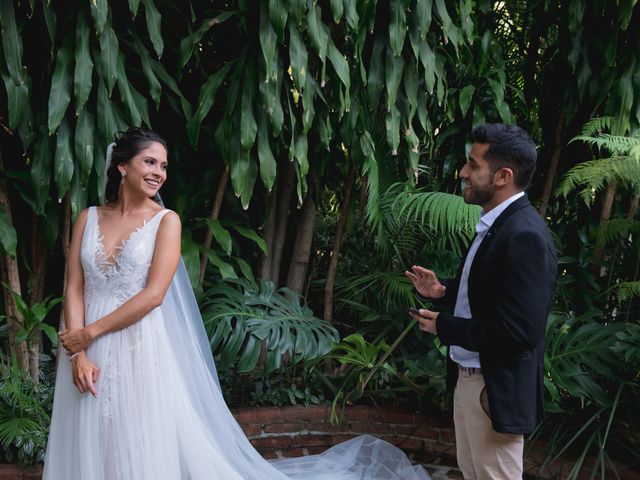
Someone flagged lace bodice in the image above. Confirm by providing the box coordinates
[81,207,170,306]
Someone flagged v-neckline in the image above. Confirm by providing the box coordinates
[94,207,165,266]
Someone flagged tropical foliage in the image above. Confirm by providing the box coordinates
[1,0,640,475]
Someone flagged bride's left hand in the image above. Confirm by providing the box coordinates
[59,327,94,354]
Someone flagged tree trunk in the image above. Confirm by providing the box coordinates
[285,189,317,294]
[592,182,617,275]
[270,163,295,285]
[324,166,357,323]
[199,167,229,284]
[28,216,47,382]
[258,179,278,281]
[0,146,29,374]
[538,112,565,217]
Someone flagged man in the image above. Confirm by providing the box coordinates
[406,123,557,479]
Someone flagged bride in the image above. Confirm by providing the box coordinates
[44,127,430,479]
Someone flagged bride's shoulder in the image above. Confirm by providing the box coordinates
[157,209,181,231]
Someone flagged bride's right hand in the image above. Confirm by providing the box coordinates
[71,352,99,398]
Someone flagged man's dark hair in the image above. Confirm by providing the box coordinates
[471,123,537,189]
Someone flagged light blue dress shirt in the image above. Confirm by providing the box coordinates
[450,191,525,368]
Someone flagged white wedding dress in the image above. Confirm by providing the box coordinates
[43,206,430,480]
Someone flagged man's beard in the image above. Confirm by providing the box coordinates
[462,180,495,206]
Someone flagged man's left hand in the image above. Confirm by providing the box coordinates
[409,309,438,334]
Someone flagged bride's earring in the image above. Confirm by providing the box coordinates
[120,171,126,184]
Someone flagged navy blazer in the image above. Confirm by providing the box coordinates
[435,194,557,434]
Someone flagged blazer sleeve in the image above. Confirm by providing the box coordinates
[436,228,555,354]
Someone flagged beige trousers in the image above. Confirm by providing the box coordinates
[453,369,524,480]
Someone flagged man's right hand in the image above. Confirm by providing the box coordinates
[71,352,99,398]
[405,265,446,299]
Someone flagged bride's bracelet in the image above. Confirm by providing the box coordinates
[69,352,82,360]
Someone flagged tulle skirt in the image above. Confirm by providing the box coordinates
[44,269,429,480]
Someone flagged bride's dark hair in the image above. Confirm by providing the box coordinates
[105,127,168,205]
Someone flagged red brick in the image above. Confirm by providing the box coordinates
[233,406,282,424]
[375,409,415,424]
[241,424,262,437]
[306,422,350,433]
[294,434,333,447]
[342,405,371,421]
[438,428,455,443]
[278,447,306,458]
[350,422,391,435]
[250,436,292,448]
[331,434,357,444]
[260,450,280,459]
[23,468,43,480]
[305,445,331,455]
[282,405,328,422]
[264,423,301,434]
[390,437,423,451]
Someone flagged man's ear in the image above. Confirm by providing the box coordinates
[494,167,514,186]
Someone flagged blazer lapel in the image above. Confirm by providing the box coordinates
[474,194,531,259]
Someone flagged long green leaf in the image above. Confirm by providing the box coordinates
[75,108,95,184]
[180,13,235,71]
[129,0,141,18]
[204,219,232,255]
[259,2,277,81]
[385,49,404,110]
[0,2,25,85]
[0,208,17,257]
[116,53,142,126]
[268,0,288,42]
[74,12,94,114]
[89,0,108,36]
[98,24,119,96]
[330,0,344,23]
[31,126,51,215]
[1,69,29,130]
[389,0,406,57]
[142,0,163,58]
[42,0,57,45]
[240,62,258,150]
[130,35,162,109]
[48,35,73,135]
[256,112,277,192]
[186,62,232,147]
[415,0,433,39]
[206,250,237,279]
[54,119,74,200]
[289,23,308,91]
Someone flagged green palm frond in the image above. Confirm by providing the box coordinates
[392,189,480,237]
[334,270,415,311]
[557,156,640,204]
[614,281,640,302]
[593,218,640,247]
[578,116,613,137]
[571,134,640,156]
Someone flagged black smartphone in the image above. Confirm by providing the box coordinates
[405,307,421,315]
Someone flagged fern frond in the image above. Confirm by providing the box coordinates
[578,117,613,137]
[571,134,640,156]
[392,190,480,237]
[614,281,640,302]
[556,156,640,203]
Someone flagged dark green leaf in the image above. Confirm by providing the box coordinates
[330,0,344,23]
[206,250,238,279]
[42,0,57,45]
[74,12,94,114]
[289,23,308,91]
[0,1,25,85]
[459,85,475,117]
[54,119,74,200]
[232,225,267,254]
[259,3,277,81]
[1,69,29,130]
[240,63,258,150]
[389,0,406,57]
[415,0,433,39]
[48,35,73,135]
[31,127,51,215]
[385,48,404,110]
[204,219,232,256]
[268,0,287,42]
[98,24,119,96]
[0,207,17,257]
[256,112,277,192]
[75,109,95,185]
[142,0,163,58]
[89,0,108,36]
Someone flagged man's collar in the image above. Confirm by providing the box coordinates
[478,191,525,230]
